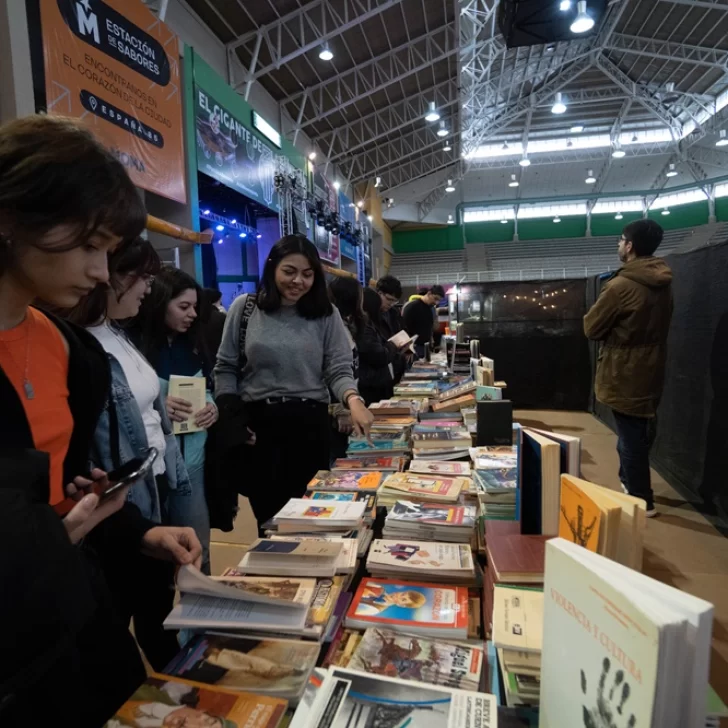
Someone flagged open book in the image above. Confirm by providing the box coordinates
[388,330,418,351]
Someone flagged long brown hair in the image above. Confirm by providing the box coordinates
[0,115,145,276]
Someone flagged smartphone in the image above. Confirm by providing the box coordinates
[52,448,158,517]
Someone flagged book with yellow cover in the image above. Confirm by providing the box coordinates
[558,475,602,553]
[105,673,286,728]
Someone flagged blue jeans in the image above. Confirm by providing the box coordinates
[613,410,656,509]
[165,462,211,574]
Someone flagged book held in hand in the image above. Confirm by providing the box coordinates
[104,674,287,728]
[346,577,470,639]
[169,375,207,435]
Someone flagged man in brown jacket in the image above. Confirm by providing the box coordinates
[584,220,673,516]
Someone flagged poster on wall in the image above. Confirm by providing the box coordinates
[312,168,340,266]
[195,86,303,214]
[39,0,186,203]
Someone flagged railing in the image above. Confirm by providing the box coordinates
[392,266,614,286]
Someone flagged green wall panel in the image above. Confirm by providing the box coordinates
[716,197,728,222]
[591,211,643,237]
[518,216,587,240]
[392,226,464,253]
[646,200,709,230]
[464,221,515,243]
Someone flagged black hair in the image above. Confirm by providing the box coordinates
[258,234,333,319]
[376,274,402,299]
[134,266,211,374]
[362,286,384,327]
[329,276,366,338]
[622,220,664,257]
[63,237,160,326]
[203,288,222,305]
[429,285,446,299]
[0,115,146,277]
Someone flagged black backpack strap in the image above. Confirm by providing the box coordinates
[238,294,258,376]
[107,396,122,470]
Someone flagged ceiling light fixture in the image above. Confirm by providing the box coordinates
[612,146,626,158]
[553,216,562,223]
[716,130,728,147]
[585,169,596,184]
[502,141,509,150]
[551,92,567,115]
[374,176,382,188]
[357,200,364,208]
[570,1,594,33]
[666,163,678,177]
[519,156,531,167]
[445,179,456,193]
[425,101,440,123]
[308,151,316,161]
[662,208,671,216]
[631,133,639,143]
[367,214,373,222]
[443,142,452,152]
[202,209,210,215]
[319,45,333,61]
[256,233,262,239]
[239,232,247,238]
[217,239,223,244]
[447,214,455,225]
[570,125,584,133]
[559,0,571,10]
[437,121,449,137]
[230,218,237,224]
[500,218,509,224]
[508,174,519,188]
[215,224,224,231]
[615,213,623,220]
[333,180,341,190]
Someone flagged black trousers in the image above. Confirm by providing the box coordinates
[244,399,330,532]
[613,410,657,509]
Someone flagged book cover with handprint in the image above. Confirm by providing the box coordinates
[559,476,601,553]
[540,539,659,728]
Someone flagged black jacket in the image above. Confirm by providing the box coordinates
[379,306,404,340]
[403,298,436,345]
[0,311,149,726]
[357,321,398,395]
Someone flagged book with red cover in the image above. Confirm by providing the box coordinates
[344,577,469,639]
[485,521,548,584]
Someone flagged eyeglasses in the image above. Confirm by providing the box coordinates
[383,295,399,305]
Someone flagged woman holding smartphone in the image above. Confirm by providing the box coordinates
[0,115,201,727]
[215,234,373,530]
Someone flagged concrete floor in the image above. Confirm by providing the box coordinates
[208,409,728,705]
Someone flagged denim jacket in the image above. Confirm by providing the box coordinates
[90,354,191,524]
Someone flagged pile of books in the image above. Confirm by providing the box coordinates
[332,454,406,473]
[376,471,468,509]
[383,500,477,543]
[366,539,477,584]
[263,498,367,535]
[347,431,410,456]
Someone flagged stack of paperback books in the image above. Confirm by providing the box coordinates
[263,498,367,534]
[383,500,478,544]
[332,454,406,473]
[366,539,477,584]
[346,431,410,456]
[376,472,468,509]
[471,441,520,521]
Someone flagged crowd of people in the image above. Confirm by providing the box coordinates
[0,114,448,727]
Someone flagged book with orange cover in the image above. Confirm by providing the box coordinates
[558,474,601,553]
[105,673,287,728]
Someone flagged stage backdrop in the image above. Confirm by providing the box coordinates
[589,240,728,521]
[38,0,186,203]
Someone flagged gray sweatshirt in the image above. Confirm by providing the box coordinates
[214,294,358,404]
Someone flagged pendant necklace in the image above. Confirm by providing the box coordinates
[0,314,34,399]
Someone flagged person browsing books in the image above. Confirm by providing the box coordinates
[403,284,445,359]
[0,116,201,727]
[133,266,218,570]
[584,220,672,517]
[65,239,204,671]
[215,234,373,530]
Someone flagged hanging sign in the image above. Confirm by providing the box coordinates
[39,0,186,203]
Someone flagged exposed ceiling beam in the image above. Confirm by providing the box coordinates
[658,0,728,9]
[229,0,406,98]
[685,145,728,168]
[323,83,459,162]
[605,33,728,71]
[283,24,458,129]
[374,149,460,191]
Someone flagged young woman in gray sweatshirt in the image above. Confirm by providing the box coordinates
[214,234,373,529]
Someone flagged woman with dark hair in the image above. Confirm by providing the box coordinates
[0,115,200,727]
[215,234,373,529]
[358,287,402,405]
[133,266,215,570]
[66,240,203,669]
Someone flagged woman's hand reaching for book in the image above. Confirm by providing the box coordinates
[348,396,374,442]
[141,526,203,569]
[62,469,129,544]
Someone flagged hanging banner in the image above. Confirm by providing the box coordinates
[39,0,186,203]
[194,86,303,214]
[312,168,340,266]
